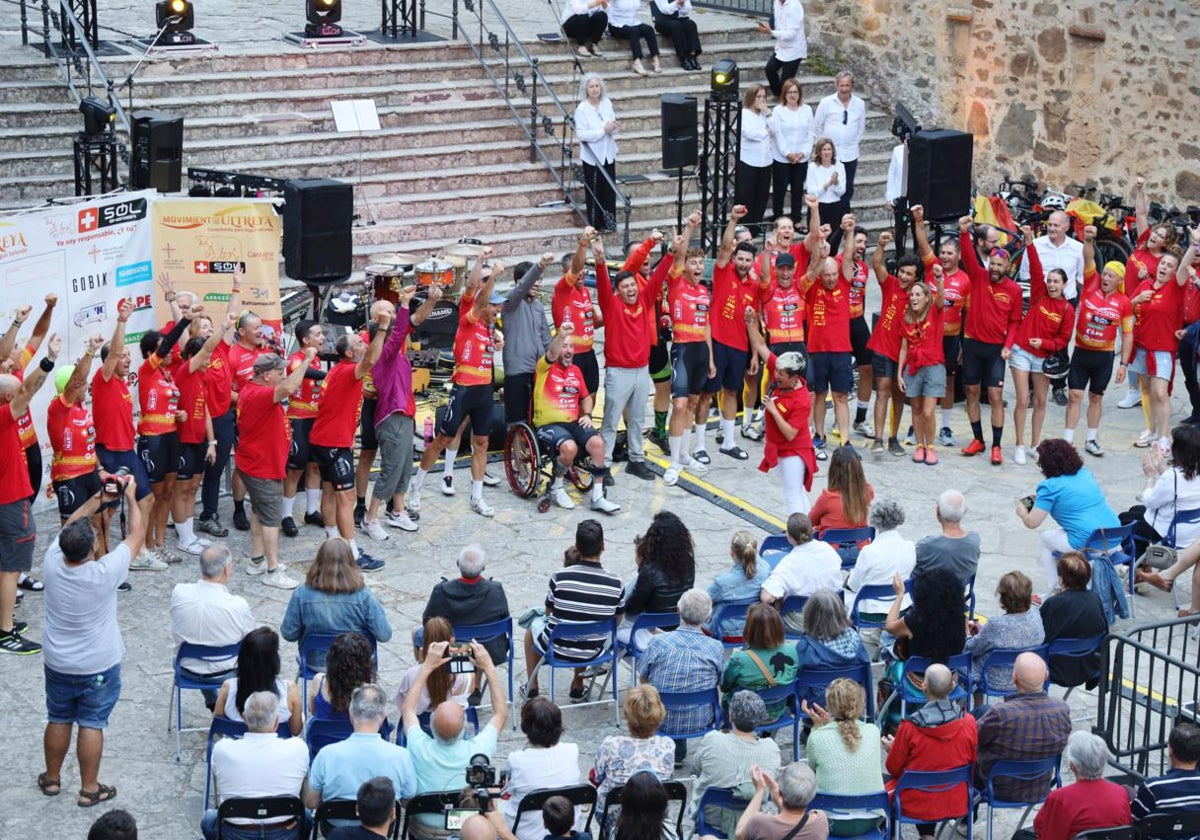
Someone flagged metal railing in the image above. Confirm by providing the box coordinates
[691,0,770,16]
[449,0,632,248]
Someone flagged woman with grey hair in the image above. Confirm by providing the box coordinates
[845,499,915,654]
[686,691,781,837]
[1023,731,1130,839]
[795,589,868,679]
[731,763,828,840]
[574,73,619,231]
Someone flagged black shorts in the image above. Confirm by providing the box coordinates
[96,445,153,501]
[359,398,378,451]
[54,471,101,519]
[671,342,710,398]
[850,317,872,367]
[137,432,180,484]
[287,418,315,471]
[25,443,41,501]
[536,422,599,457]
[649,338,671,383]
[573,349,601,397]
[175,441,208,481]
[872,352,899,382]
[1068,348,1115,395]
[960,338,1006,388]
[942,334,963,376]
[808,351,854,394]
[0,498,35,573]
[440,383,494,439]
[705,340,749,393]
[768,341,807,359]
[311,444,356,491]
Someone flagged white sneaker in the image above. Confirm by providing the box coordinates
[663,465,681,486]
[482,471,501,487]
[1134,429,1157,448]
[470,496,494,517]
[590,495,621,514]
[129,549,168,571]
[155,546,183,565]
[384,510,419,532]
[441,475,456,496]
[177,538,206,556]
[1118,390,1143,409]
[407,478,423,512]
[553,486,576,510]
[853,419,876,438]
[246,556,288,576]
[684,457,710,475]
[361,517,389,541]
[262,568,300,590]
[1013,444,1027,465]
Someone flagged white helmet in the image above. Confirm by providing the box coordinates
[1041,194,1067,211]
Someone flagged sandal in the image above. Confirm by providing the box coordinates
[18,576,43,592]
[1179,608,1198,619]
[37,773,60,796]
[78,784,117,808]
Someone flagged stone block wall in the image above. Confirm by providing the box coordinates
[804,0,1200,204]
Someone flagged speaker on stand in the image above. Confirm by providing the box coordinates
[661,93,698,234]
[130,110,184,192]
[906,128,974,222]
[282,177,355,325]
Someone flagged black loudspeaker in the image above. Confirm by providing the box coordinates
[906,128,974,221]
[283,178,353,283]
[129,110,183,193]
[661,93,698,170]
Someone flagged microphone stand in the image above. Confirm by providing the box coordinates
[117,15,181,115]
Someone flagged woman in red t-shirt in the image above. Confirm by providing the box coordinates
[808,446,873,532]
[898,264,945,464]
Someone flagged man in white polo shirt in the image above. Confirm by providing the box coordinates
[1018,209,1084,406]
[813,72,867,221]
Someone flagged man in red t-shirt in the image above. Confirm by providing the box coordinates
[309,309,389,571]
[866,226,923,456]
[805,216,858,456]
[280,321,327,539]
[554,235,603,396]
[226,309,267,532]
[0,334,60,655]
[914,212,970,447]
[236,351,315,589]
[840,225,875,439]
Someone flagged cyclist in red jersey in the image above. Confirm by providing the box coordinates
[0,294,56,503]
[226,309,268,531]
[806,215,857,456]
[914,213,970,447]
[280,321,327,539]
[841,224,875,441]
[47,333,106,522]
[554,235,603,396]
[897,262,946,464]
[866,226,923,457]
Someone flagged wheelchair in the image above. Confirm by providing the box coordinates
[503,420,596,513]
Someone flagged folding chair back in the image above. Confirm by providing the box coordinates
[216,795,304,840]
[619,611,679,687]
[890,766,973,839]
[759,534,791,569]
[797,660,875,720]
[981,756,1061,840]
[974,645,1051,701]
[1137,812,1200,839]
[593,781,688,840]
[810,791,889,840]
[510,784,597,840]
[1069,828,1136,840]
[709,599,755,648]
[780,595,809,640]
[1046,634,1106,695]
[400,791,461,840]
[819,526,875,570]
[850,581,910,631]
[170,640,241,760]
[749,680,801,761]
[451,616,516,726]
[656,687,722,741]
[299,632,378,708]
[693,786,740,839]
[541,617,621,724]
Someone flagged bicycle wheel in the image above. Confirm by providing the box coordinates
[504,422,540,499]
[568,460,594,492]
[1094,237,1131,269]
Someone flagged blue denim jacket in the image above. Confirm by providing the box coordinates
[707,564,770,636]
[280,586,393,669]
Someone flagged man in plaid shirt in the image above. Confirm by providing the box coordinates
[638,589,724,760]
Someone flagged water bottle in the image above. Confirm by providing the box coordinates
[424,415,434,444]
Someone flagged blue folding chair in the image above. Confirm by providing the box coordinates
[1047,634,1106,698]
[963,575,978,620]
[693,786,740,839]
[656,687,722,741]
[973,644,1050,703]
[451,616,516,728]
[306,715,392,760]
[1056,524,1135,616]
[819,526,876,571]
[537,617,621,724]
[797,660,875,721]
[849,580,911,632]
[204,716,293,808]
[299,632,378,717]
[709,599,755,649]
[749,680,802,761]
[975,755,1061,840]
[759,534,791,569]
[617,611,679,688]
[169,640,241,761]
[890,765,974,840]
[878,652,973,723]
[779,595,809,641]
[811,791,889,840]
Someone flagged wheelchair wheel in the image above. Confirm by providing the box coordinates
[504,422,540,499]
[567,460,594,492]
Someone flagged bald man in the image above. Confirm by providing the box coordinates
[1019,210,1083,406]
[974,652,1071,803]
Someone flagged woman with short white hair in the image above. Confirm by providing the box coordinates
[1021,731,1130,840]
[574,73,619,232]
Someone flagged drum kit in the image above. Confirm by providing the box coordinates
[364,239,488,306]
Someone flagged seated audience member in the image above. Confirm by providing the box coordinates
[170,543,256,710]
[808,445,873,533]
[686,691,782,838]
[304,685,414,826]
[732,763,830,840]
[327,777,397,840]
[708,531,769,639]
[965,571,1044,694]
[760,513,842,631]
[912,490,980,588]
[420,543,511,670]
[310,631,376,721]
[593,686,675,829]
[1125,425,1200,558]
[503,698,582,840]
[203,691,311,840]
[524,519,625,701]
[403,640,508,840]
[1016,731,1131,839]
[281,538,393,672]
[795,589,869,678]
[1039,551,1108,688]
[621,510,696,647]
[721,602,798,717]
[884,569,967,666]
[214,626,304,736]
[845,500,915,640]
[974,653,1071,804]
[543,794,594,840]
[88,810,138,840]
[883,664,977,839]
[1132,722,1200,837]
[639,589,724,758]
[616,772,671,840]
[802,679,885,838]
[395,617,470,716]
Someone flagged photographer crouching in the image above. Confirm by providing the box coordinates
[38,467,144,806]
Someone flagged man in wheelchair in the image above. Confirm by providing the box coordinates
[534,321,620,514]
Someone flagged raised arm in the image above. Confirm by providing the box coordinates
[356,309,391,379]
[912,204,934,261]
[410,283,442,328]
[402,640,450,732]
[568,230,593,279]
[64,333,105,396]
[745,307,770,364]
[472,270,499,320]
[803,193,822,253]
[716,204,747,268]
[156,271,182,322]
[223,265,244,345]
[100,301,133,381]
[671,210,702,273]
[274,347,317,402]
[1133,176,1149,238]
[11,334,60,417]
[872,230,893,285]
[0,304,33,365]
[25,294,57,357]
[1179,227,1200,287]
[1082,224,1097,277]
[1023,226,1047,302]
[189,312,235,373]
[841,215,858,281]
[546,320,576,364]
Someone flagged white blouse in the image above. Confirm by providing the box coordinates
[561,0,602,23]
[575,97,618,165]
[654,0,693,17]
[768,104,814,165]
[607,0,646,28]
[805,161,847,203]
[739,108,772,168]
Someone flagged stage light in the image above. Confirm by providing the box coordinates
[711,59,739,100]
[79,96,116,136]
[305,0,342,37]
[155,0,195,44]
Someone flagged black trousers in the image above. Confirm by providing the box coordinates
[764,55,802,97]
[504,372,534,425]
[772,160,807,223]
[608,22,658,59]
[583,159,617,231]
[840,157,859,224]
[735,161,773,236]
[654,15,701,62]
[820,201,844,250]
[563,12,607,46]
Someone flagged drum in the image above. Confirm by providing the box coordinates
[366,263,404,305]
[415,259,455,288]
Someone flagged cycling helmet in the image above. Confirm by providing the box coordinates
[1041,351,1069,379]
[1041,194,1067,211]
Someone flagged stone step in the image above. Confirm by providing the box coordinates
[0,78,68,104]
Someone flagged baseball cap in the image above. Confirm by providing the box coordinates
[489,291,505,305]
[775,253,796,268]
[54,365,74,394]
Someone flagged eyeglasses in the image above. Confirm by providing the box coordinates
[842,110,848,125]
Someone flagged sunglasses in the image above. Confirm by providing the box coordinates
[842,110,848,125]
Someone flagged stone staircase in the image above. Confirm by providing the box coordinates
[0,23,897,269]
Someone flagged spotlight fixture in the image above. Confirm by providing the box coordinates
[305,0,342,38]
[710,59,739,100]
[155,0,195,44]
[79,96,116,136]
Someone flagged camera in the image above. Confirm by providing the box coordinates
[1019,495,1035,513]
[445,776,496,831]
[465,753,500,788]
[103,467,131,496]
[448,642,475,674]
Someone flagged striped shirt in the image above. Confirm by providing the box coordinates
[1132,767,1200,840]
[540,562,625,661]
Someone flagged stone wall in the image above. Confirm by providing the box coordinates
[804,0,1200,204]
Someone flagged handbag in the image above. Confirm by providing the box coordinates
[745,649,778,687]
[1142,471,1179,570]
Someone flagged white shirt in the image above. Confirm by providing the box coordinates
[845,529,916,613]
[393,663,471,715]
[503,742,583,840]
[768,104,814,165]
[43,541,130,675]
[1018,235,1084,299]
[212,732,310,824]
[761,539,843,600]
[739,108,772,168]
[654,0,693,17]
[574,97,618,165]
[561,0,602,22]
[1143,468,1200,546]
[813,93,867,162]
[804,161,846,204]
[607,0,646,28]
[885,143,907,205]
[769,0,806,62]
[223,677,294,725]
[170,579,256,674]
